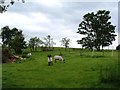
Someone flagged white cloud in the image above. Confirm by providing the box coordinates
[30,12,51,23]
[37,0,62,7]
[0,12,32,26]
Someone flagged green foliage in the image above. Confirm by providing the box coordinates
[29,37,43,51]
[77,10,116,51]
[22,50,31,58]
[1,26,12,46]
[1,26,27,54]
[116,44,120,50]
[41,46,52,51]
[60,37,71,50]
[21,54,27,58]
[22,50,30,54]
[43,35,55,51]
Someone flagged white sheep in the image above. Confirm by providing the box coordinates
[48,57,52,62]
[54,55,65,63]
[27,53,32,57]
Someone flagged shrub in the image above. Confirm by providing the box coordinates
[22,50,30,54]
[41,46,53,51]
[2,48,12,63]
[116,45,120,50]
[22,54,27,58]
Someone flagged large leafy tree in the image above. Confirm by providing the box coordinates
[77,10,116,51]
[1,26,27,54]
[60,37,71,50]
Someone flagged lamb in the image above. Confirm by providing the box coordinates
[54,55,65,63]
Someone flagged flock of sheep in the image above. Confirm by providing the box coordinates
[48,54,65,66]
[7,52,65,65]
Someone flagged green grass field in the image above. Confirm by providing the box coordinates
[2,48,119,88]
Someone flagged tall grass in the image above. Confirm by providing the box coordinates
[99,50,119,87]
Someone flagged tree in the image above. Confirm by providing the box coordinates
[29,37,43,51]
[77,10,116,51]
[1,26,27,54]
[43,35,55,50]
[116,44,120,50]
[0,0,25,13]
[60,37,71,50]
[1,26,12,48]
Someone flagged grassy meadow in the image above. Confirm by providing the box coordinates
[2,48,119,88]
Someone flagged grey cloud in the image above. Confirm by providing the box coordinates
[0,1,118,48]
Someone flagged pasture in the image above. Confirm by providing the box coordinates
[2,48,119,88]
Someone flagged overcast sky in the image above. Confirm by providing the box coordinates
[0,0,119,49]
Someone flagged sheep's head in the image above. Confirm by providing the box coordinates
[63,59,65,63]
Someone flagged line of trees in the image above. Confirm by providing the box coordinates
[0,26,71,53]
[0,1,117,52]
[28,35,71,51]
[0,10,118,54]
[28,35,56,51]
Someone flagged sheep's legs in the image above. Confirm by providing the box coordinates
[54,59,56,63]
[48,62,50,66]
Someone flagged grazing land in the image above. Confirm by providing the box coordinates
[2,48,119,88]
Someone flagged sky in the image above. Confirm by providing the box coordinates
[0,0,119,49]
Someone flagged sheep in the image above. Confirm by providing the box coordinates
[48,54,53,66]
[54,55,65,63]
[27,53,32,57]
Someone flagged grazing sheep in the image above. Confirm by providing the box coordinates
[54,55,65,63]
[48,54,53,66]
[27,53,32,57]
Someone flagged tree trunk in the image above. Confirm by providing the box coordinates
[102,46,104,56]
[97,48,100,51]
[96,45,101,51]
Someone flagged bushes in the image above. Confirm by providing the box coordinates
[41,46,53,51]
[2,48,12,63]
[2,48,31,63]
[22,50,31,58]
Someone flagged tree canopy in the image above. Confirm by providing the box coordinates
[43,35,55,50]
[60,37,71,50]
[77,10,116,51]
[1,26,27,54]
[28,37,43,51]
[116,44,120,50]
